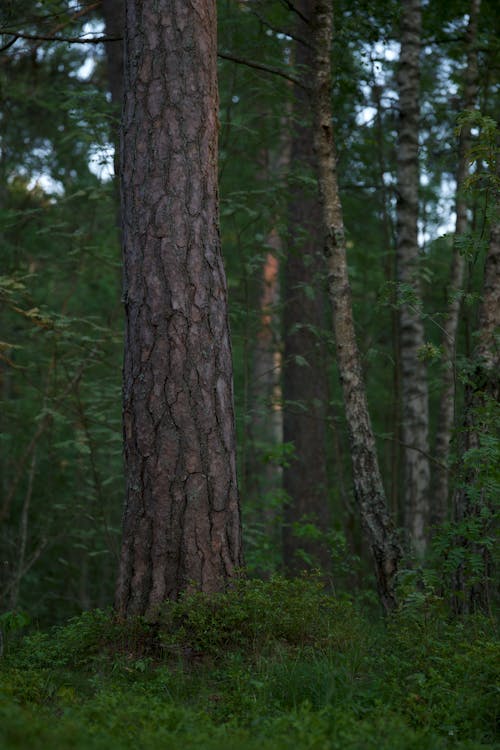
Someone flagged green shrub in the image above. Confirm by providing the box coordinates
[157,575,359,657]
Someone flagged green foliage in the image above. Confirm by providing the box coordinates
[0,586,497,749]
[158,575,358,657]
[432,393,500,610]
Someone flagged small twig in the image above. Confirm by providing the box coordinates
[0,1,104,52]
[376,433,446,468]
[218,51,303,88]
[248,7,311,48]
[0,30,120,50]
[280,0,310,25]
[0,350,97,523]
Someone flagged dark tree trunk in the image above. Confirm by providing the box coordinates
[396,0,430,557]
[115,0,243,618]
[432,0,481,525]
[311,0,402,612]
[452,162,499,615]
[283,0,331,574]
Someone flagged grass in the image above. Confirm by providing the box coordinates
[0,576,498,749]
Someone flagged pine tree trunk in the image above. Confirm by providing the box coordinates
[432,0,481,525]
[396,0,430,556]
[282,0,331,574]
[311,0,401,611]
[115,0,243,618]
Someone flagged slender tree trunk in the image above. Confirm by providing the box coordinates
[311,0,401,612]
[396,0,430,557]
[432,0,481,526]
[283,0,331,574]
[251,242,283,518]
[372,79,401,520]
[115,0,243,618]
[453,166,499,614]
[9,451,36,610]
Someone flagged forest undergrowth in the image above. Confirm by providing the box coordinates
[0,577,498,750]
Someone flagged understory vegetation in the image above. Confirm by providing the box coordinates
[1,578,498,749]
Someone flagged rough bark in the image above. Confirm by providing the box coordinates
[283,0,331,574]
[396,0,430,557]
[115,0,243,619]
[433,0,481,525]
[311,0,402,611]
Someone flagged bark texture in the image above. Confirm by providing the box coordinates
[115,0,242,618]
[283,0,331,574]
[396,0,429,556]
[311,0,401,611]
[433,0,481,525]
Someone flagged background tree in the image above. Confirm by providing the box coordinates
[311,0,402,611]
[432,0,481,525]
[396,0,430,557]
[282,0,332,574]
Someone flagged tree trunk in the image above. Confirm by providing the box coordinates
[283,0,331,574]
[372,78,401,520]
[396,0,430,557]
[115,0,243,618]
[311,0,402,612]
[432,0,481,526]
[251,242,283,522]
[453,166,499,614]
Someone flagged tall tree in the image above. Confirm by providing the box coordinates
[282,0,331,573]
[432,0,481,525]
[115,0,243,618]
[311,0,402,611]
[452,149,499,614]
[396,0,430,556]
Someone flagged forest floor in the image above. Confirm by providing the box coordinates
[0,577,498,750]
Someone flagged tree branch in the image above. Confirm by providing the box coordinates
[218,51,303,88]
[280,0,310,25]
[247,7,311,48]
[0,30,120,49]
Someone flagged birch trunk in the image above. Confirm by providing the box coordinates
[115,0,242,618]
[432,0,481,525]
[311,0,401,611]
[396,0,430,557]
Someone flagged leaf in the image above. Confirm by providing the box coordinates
[294,355,310,367]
